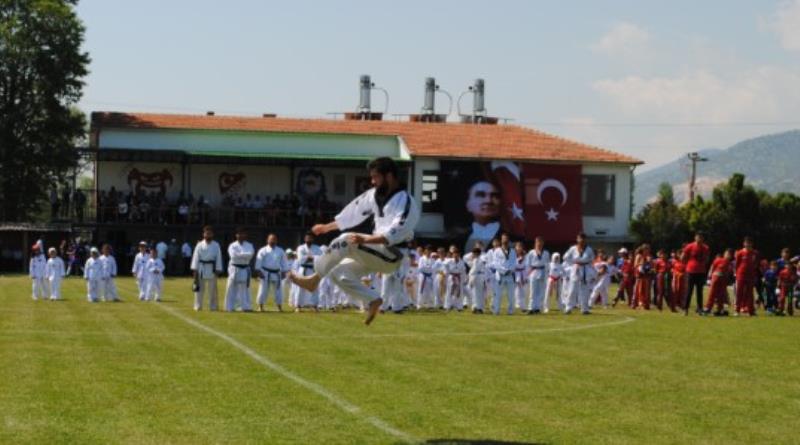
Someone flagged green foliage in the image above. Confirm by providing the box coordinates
[630,182,689,251]
[0,0,89,221]
[632,173,800,255]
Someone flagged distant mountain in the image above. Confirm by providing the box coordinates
[634,130,800,213]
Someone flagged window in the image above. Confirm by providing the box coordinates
[421,170,441,213]
[581,174,615,217]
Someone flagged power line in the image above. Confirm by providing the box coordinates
[518,121,800,128]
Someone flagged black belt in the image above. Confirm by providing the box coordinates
[232,264,250,287]
[531,266,545,270]
[262,267,281,281]
[198,259,216,278]
[357,244,403,264]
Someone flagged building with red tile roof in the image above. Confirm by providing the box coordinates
[88,111,642,245]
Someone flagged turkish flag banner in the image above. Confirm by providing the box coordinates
[522,164,582,243]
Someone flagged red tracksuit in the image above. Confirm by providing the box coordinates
[705,257,731,312]
[617,259,635,307]
[654,258,672,311]
[634,256,653,310]
[734,248,759,315]
[778,269,797,315]
[672,259,687,311]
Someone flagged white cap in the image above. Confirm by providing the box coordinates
[90,247,99,254]
[618,247,628,254]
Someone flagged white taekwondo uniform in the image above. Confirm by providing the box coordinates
[225,240,254,312]
[145,257,165,301]
[464,251,489,312]
[544,255,563,313]
[295,242,322,307]
[416,255,437,309]
[99,254,119,302]
[255,244,287,308]
[191,239,223,310]
[29,253,47,300]
[563,245,595,314]
[312,187,420,306]
[84,256,103,302]
[45,256,65,300]
[132,251,150,300]
[512,252,529,311]
[443,257,467,311]
[526,248,551,312]
[491,245,517,315]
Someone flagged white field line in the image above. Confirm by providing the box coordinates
[155,303,419,444]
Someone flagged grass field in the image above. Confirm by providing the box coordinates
[1,274,799,445]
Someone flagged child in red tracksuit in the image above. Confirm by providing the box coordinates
[654,249,672,311]
[633,244,654,310]
[777,263,797,316]
[671,251,688,313]
[704,249,733,316]
[734,237,759,316]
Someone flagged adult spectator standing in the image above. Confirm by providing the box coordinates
[73,189,86,221]
[181,240,193,275]
[49,187,60,220]
[155,239,168,269]
[166,239,180,276]
[61,184,71,218]
[682,232,711,315]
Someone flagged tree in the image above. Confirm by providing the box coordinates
[630,182,688,250]
[0,0,89,221]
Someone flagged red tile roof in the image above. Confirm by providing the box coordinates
[91,112,642,165]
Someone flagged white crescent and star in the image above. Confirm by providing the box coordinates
[537,179,568,221]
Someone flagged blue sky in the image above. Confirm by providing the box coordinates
[76,0,800,170]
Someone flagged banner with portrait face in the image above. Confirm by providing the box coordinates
[439,161,582,251]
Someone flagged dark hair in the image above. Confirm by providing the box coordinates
[235,226,247,235]
[577,232,587,240]
[743,236,753,244]
[367,157,399,178]
[203,225,213,232]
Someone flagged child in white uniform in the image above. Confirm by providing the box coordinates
[29,245,48,300]
[131,241,149,301]
[444,247,467,311]
[145,249,165,302]
[45,248,65,300]
[84,247,103,302]
[545,253,564,312]
[100,244,119,302]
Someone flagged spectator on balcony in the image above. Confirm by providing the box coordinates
[50,187,60,220]
[73,189,86,222]
[118,200,129,221]
[61,185,71,218]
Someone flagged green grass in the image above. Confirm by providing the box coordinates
[1,275,798,444]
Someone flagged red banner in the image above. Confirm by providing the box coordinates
[523,164,582,243]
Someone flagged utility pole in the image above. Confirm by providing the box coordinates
[687,152,709,202]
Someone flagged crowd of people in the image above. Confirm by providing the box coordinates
[95,187,341,227]
[28,227,800,317]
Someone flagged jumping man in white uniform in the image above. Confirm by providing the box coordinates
[289,157,420,325]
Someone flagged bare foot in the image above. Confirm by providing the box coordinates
[364,298,383,326]
[289,272,321,292]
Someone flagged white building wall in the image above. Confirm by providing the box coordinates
[97,161,182,199]
[581,164,633,240]
[98,129,405,160]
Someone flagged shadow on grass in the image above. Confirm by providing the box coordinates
[420,440,546,445]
